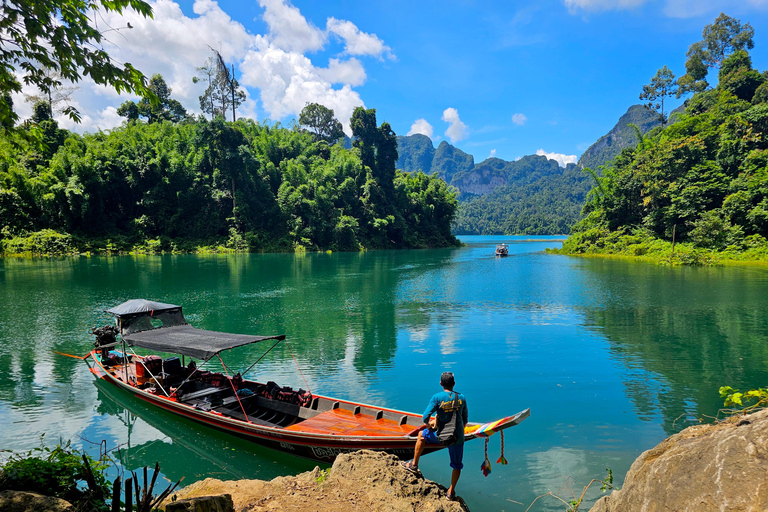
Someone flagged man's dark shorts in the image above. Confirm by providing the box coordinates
[423,429,464,470]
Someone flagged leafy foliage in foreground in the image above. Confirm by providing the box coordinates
[558,15,768,265]
[0,110,459,255]
[0,0,154,130]
[0,440,110,510]
[720,386,768,411]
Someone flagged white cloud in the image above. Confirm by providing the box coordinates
[16,0,390,135]
[326,18,394,60]
[490,149,497,158]
[239,42,364,134]
[257,0,325,53]
[442,107,468,143]
[563,0,647,11]
[536,149,577,168]
[407,118,433,138]
[316,58,367,87]
[565,0,768,16]
[661,0,768,18]
[512,113,527,126]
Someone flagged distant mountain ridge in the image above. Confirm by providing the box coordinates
[395,135,592,235]
[392,103,686,235]
[578,103,686,170]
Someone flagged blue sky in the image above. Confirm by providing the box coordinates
[15,0,768,165]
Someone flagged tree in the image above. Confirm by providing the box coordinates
[718,50,764,101]
[117,74,187,123]
[351,107,378,172]
[194,51,245,121]
[640,66,678,127]
[193,57,217,119]
[299,103,344,144]
[0,0,154,130]
[24,70,79,117]
[678,13,754,95]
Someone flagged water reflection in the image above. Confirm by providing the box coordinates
[577,259,768,434]
[93,379,317,482]
[2,243,768,512]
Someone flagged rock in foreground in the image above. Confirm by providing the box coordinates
[162,450,468,512]
[0,491,72,512]
[590,408,768,512]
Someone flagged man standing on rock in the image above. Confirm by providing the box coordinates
[401,371,468,501]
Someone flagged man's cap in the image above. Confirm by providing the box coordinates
[440,371,455,387]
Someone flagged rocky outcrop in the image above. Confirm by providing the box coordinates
[162,450,468,512]
[0,491,73,512]
[590,408,768,512]
[165,493,233,512]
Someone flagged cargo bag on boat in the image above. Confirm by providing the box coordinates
[263,381,281,399]
[437,392,461,447]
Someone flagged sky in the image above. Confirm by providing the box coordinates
[13,0,768,167]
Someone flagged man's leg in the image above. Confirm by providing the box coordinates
[447,444,464,497]
[447,468,461,497]
[413,430,426,467]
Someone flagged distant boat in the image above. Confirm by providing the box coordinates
[495,243,509,257]
[86,299,530,463]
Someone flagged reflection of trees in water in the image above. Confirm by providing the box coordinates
[0,249,464,408]
[192,249,461,376]
[578,260,768,435]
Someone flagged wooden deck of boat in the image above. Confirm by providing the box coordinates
[285,408,417,436]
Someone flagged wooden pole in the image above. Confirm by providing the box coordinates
[671,224,677,256]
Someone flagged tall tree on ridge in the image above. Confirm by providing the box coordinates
[640,66,678,127]
[213,50,245,122]
[193,57,217,119]
[117,74,187,123]
[678,13,754,95]
[23,70,79,118]
[299,103,344,144]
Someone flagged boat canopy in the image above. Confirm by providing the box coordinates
[123,324,285,360]
[106,299,285,360]
[106,299,182,318]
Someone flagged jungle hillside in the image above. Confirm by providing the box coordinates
[0,102,460,255]
[557,13,768,264]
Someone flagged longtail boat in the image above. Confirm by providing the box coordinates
[495,243,509,257]
[87,299,529,463]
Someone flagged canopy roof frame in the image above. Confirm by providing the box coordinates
[106,299,286,360]
[122,324,286,360]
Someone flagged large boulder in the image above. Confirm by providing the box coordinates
[590,408,768,512]
[165,493,233,512]
[163,450,467,512]
[0,491,72,512]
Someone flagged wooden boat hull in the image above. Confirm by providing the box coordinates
[89,351,530,463]
[90,352,440,462]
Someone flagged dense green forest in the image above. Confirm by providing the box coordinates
[558,14,768,264]
[451,157,592,235]
[0,104,460,255]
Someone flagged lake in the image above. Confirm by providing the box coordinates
[1,235,767,511]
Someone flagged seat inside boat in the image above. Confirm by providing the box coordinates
[147,367,424,434]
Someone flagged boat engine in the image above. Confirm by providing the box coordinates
[91,325,119,359]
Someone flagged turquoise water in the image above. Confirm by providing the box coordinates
[1,235,767,511]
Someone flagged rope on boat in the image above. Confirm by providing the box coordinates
[217,354,250,423]
[481,438,492,477]
[496,431,507,465]
[286,340,312,395]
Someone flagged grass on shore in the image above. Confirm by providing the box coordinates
[548,227,768,266]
